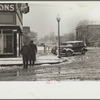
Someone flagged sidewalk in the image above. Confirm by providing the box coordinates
[0,54,66,66]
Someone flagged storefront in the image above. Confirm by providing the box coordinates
[0,3,29,57]
[0,26,22,57]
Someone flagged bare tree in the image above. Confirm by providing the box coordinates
[49,32,56,42]
[77,20,90,27]
[60,33,75,42]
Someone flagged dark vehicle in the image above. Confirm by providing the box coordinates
[51,41,87,57]
[51,46,57,55]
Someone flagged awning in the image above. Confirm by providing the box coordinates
[0,25,22,34]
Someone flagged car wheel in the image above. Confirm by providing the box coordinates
[66,51,72,57]
[81,50,85,55]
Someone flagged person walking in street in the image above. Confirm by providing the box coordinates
[29,40,37,66]
[20,42,31,70]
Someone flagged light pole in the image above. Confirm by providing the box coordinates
[56,15,61,58]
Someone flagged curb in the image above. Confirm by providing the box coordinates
[0,59,67,67]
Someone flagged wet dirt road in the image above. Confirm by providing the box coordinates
[1,47,100,81]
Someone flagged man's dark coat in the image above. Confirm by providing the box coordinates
[29,43,37,61]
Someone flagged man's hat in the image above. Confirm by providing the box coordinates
[30,40,34,43]
[23,41,27,44]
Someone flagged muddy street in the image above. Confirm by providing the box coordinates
[33,47,100,81]
[0,47,100,81]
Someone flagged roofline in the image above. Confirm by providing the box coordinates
[76,24,100,30]
[62,41,83,43]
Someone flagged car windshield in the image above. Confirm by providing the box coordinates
[62,43,73,45]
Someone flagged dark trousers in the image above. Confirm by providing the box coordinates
[30,60,35,66]
[29,55,36,66]
[23,55,29,69]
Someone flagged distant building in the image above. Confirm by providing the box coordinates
[76,25,100,46]
[22,26,30,44]
[22,27,37,44]
[0,3,29,57]
[29,31,37,43]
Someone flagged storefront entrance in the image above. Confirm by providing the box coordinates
[0,25,22,57]
[3,30,14,54]
[0,30,14,55]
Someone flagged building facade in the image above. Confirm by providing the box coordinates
[0,3,29,57]
[22,26,30,44]
[76,25,100,46]
[29,31,37,43]
[22,26,37,44]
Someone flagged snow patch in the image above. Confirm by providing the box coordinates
[40,64,51,66]
[65,57,75,63]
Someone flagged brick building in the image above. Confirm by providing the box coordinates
[22,26,37,44]
[22,26,30,44]
[76,25,100,46]
[29,31,37,43]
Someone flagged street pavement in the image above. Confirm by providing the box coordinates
[1,47,100,81]
[0,53,67,81]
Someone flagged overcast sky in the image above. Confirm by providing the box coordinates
[23,1,100,39]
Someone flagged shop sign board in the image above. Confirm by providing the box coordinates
[22,26,30,33]
[0,3,15,12]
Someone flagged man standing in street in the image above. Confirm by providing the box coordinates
[29,40,37,66]
[20,42,31,70]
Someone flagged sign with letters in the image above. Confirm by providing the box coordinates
[0,3,15,12]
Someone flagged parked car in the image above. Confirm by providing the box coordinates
[51,41,87,57]
[51,46,57,55]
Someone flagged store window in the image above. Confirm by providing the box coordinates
[0,30,14,54]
